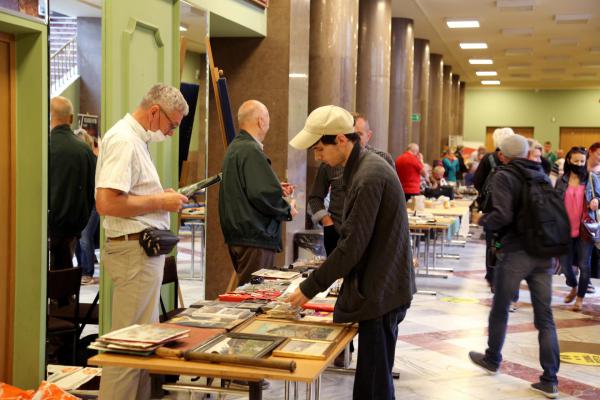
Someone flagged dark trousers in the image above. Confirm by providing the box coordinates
[485,250,559,384]
[227,245,276,286]
[49,234,77,271]
[76,207,100,277]
[354,305,408,400]
[564,238,593,298]
[323,225,340,256]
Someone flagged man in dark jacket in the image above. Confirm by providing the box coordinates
[289,105,416,400]
[469,135,560,399]
[219,100,296,285]
[49,96,96,270]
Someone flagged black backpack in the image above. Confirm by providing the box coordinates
[478,154,497,213]
[504,163,570,258]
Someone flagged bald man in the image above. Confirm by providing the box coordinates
[48,96,96,270]
[219,100,297,285]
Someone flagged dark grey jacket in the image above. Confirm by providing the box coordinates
[300,143,416,323]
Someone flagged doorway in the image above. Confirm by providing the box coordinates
[0,31,16,383]
[559,127,600,152]
[485,126,534,152]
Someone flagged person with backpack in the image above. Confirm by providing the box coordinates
[469,134,569,399]
[555,147,597,312]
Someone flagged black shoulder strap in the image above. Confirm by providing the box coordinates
[488,153,497,171]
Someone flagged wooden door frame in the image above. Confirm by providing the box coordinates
[0,31,16,384]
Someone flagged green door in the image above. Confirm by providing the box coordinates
[100,0,181,333]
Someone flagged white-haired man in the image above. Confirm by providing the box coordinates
[96,84,189,400]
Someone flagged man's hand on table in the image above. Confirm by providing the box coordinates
[288,288,310,308]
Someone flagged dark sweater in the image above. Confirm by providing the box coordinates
[219,131,291,251]
[48,125,96,237]
[300,142,416,323]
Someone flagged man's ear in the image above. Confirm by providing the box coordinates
[335,134,347,145]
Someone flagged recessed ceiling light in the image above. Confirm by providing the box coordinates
[549,38,578,47]
[554,14,592,24]
[501,27,534,36]
[496,0,535,12]
[507,63,530,69]
[505,48,533,56]
[446,19,480,28]
[481,80,501,85]
[460,42,488,50]
[469,59,494,65]
[179,25,188,32]
[476,71,498,76]
[581,62,600,68]
[544,55,569,62]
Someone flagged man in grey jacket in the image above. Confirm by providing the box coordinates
[289,105,416,400]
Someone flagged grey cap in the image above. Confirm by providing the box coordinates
[500,134,529,159]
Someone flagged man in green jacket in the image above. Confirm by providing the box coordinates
[49,96,96,270]
[219,100,297,285]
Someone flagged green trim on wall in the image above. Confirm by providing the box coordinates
[187,0,266,37]
[464,89,600,146]
[0,11,48,388]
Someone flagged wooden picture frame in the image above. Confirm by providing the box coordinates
[272,338,335,360]
[192,333,284,358]
[236,318,345,342]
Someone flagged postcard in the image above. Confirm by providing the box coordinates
[193,333,284,358]
[272,338,335,360]
[237,319,345,341]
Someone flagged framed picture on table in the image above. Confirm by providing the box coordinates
[272,338,335,360]
[237,318,346,342]
[192,333,284,358]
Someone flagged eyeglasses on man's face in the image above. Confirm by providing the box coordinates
[159,107,179,133]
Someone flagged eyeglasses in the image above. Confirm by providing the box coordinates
[159,107,179,132]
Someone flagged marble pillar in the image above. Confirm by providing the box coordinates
[451,74,460,139]
[441,65,453,152]
[458,81,466,137]
[356,0,392,151]
[412,38,429,158]
[205,0,309,298]
[427,53,443,163]
[388,17,414,157]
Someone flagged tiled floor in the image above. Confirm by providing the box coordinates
[80,227,600,399]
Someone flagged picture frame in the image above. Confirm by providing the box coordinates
[272,338,336,360]
[192,333,284,358]
[236,318,345,342]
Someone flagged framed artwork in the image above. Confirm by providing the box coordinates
[273,338,335,360]
[192,333,284,358]
[237,319,345,342]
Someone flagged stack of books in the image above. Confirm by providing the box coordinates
[89,324,189,356]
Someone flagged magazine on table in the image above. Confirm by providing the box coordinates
[178,173,222,198]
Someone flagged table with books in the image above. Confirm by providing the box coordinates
[88,267,356,400]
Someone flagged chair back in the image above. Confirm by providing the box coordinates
[48,267,82,300]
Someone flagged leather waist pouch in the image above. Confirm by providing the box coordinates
[139,228,179,257]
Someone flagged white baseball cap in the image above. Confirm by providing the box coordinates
[289,105,354,149]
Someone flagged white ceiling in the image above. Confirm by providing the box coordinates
[392,0,600,89]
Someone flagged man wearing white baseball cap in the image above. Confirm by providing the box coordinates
[288,105,416,400]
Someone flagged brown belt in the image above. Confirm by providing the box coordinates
[108,232,142,241]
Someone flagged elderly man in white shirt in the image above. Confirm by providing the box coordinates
[96,84,189,400]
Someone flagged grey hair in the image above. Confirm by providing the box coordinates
[407,143,419,152]
[140,83,189,116]
[492,127,515,149]
[527,138,543,151]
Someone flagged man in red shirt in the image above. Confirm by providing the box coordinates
[395,143,424,201]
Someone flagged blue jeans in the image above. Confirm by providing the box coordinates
[484,250,559,384]
[75,207,99,277]
[563,238,593,298]
[354,304,408,400]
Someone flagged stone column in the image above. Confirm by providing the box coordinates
[441,65,453,152]
[458,81,466,137]
[451,74,460,138]
[427,53,443,163]
[356,0,392,151]
[388,17,414,157]
[412,38,429,158]
[307,0,359,229]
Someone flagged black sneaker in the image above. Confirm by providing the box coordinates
[333,349,352,368]
[230,379,270,390]
[587,284,595,294]
[468,351,499,375]
[530,381,558,399]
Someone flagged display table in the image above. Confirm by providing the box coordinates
[89,323,357,400]
[180,211,205,280]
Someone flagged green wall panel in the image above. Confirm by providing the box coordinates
[464,89,600,146]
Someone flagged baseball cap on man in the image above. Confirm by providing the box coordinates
[289,105,354,149]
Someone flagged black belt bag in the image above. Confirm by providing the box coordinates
[139,228,179,257]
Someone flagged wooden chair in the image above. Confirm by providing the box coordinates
[159,256,186,322]
[47,267,82,365]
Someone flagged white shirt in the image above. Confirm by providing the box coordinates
[95,113,169,237]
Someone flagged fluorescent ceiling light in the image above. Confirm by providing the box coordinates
[549,38,578,47]
[476,71,497,76]
[446,19,480,28]
[496,0,535,12]
[542,68,565,74]
[502,27,533,36]
[469,59,493,65]
[179,25,188,32]
[505,48,532,56]
[507,63,530,69]
[581,62,600,68]
[544,55,569,62]
[460,42,488,49]
[481,80,501,85]
[510,74,530,78]
[589,47,600,54]
[288,73,308,78]
[574,72,596,78]
[554,14,592,24]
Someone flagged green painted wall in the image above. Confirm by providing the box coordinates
[464,88,600,146]
[58,77,80,130]
[188,0,266,37]
[0,11,48,388]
